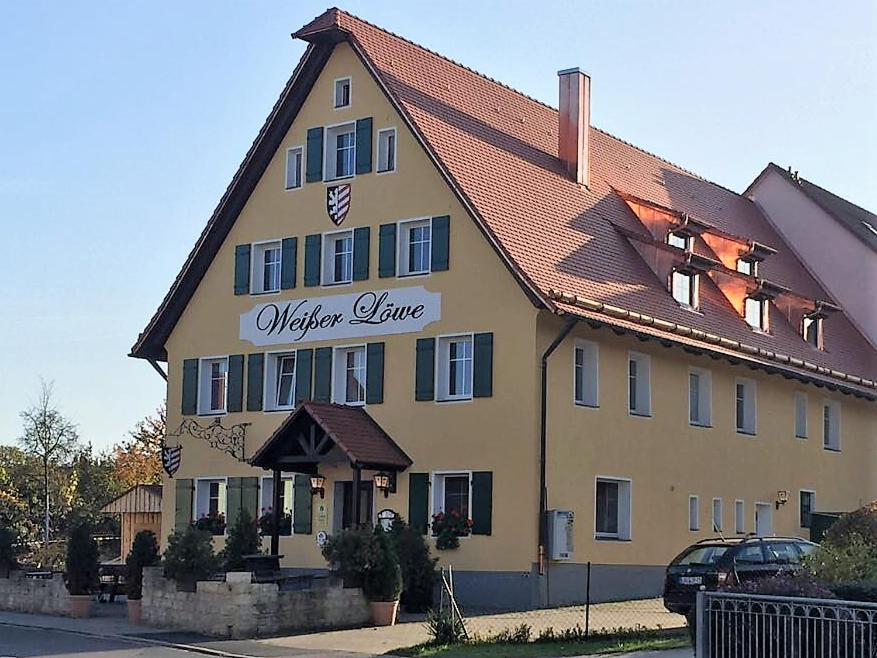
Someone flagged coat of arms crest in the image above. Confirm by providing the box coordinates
[326,184,351,225]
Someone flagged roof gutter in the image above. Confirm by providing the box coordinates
[538,316,577,576]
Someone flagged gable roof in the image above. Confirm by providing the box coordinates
[100,484,162,514]
[748,163,877,252]
[132,7,876,397]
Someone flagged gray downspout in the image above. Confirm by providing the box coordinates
[539,317,577,576]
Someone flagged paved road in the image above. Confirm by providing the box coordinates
[0,624,201,657]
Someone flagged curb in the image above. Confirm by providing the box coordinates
[0,620,259,658]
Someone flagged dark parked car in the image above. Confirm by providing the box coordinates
[663,536,817,614]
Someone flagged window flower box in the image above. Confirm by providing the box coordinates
[193,512,226,536]
[431,511,473,550]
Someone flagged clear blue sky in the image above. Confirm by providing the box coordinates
[1,1,874,451]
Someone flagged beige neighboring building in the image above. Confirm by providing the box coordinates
[746,163,877,348]
[130,9,877,610]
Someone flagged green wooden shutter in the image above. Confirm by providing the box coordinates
[304,234,322,287]
[226,477,243,529]
[280,237,297,290]
[174,479,194,531]
[306,127,324,183]
[366,342,385,404]
[378,223,397,278]
[355,117,373,174]
[408,473,430,535]
[234,244,251,295]
[241,477,259,521]
[246,353,264,411]
[295,349,313,405]
[353,226,370,281]
[313,347,332,402]
[473,333,494,398]
[293,474,312,534]
[430,215,450,271]
[415,338,435,401]
[181,359,199,415]
[227,354,244,412]
[471,472,493,535]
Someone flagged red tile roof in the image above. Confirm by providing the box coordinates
[294,8,876,392]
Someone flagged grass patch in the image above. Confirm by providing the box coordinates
[389,630,689,657]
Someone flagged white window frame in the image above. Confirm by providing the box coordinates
[799,489,816,529]
[332,344,367,406]
[194,476,228,526]
[197,356,228,416]
[735,377,757,435]
[436,333,474,402]
[627,352,651,417]
[744,297,769,331]
[736,258,757,276]
[284,146,304,190]
[333,76,351,109]
[250,239,282,295]
[794,392,808,439]
[822,400,841,451]
[573,339,599,408]
[594,476,632,540]
[688,367,712,427]
[734,499,745,534]
[667,231,691,250]
[688,495,700,531]
[323,121,356,181]
[263,350,297,412]
[397,217,432,277]
[803,316,823,348]
[671,270,698,309]
[376,127,397,174]
[322,228,354,286]
[712,497,723,532]
[260,475,295,523]
[430,470,473,528]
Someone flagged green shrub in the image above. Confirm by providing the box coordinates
[321,526,380,588]
[163,527,219,589]
[363,529,402,602]
[0,527,20,573]
[125,530,160,600]
[828,581,877,603]
[65,522,99,595]
[805,534,877,583]
[220,509,260,572]
[389,517,438,612]
[823,502,877,547]
[425,607,466,645]
[725,572,836,599]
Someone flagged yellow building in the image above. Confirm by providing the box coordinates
[131,9,877,609]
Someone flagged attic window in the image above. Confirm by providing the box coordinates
[667,231,691,250]
[334,77,351,109]
[671,270,698,309]
[744,297,768,331]
[736,258,757,276]
[803,316,823,348]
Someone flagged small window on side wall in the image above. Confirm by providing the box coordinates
[735,500,745,533]
[199,357,228,415]
[574,340,599,407]
[799,490,815,529]
[399,219,431,276]
[735,378,757,435]
[688,495,700,531]
[688,368,712,426]
[377,128,396,173]
[437,335,473,401]
[628,352,651,416]
[822,401,841,451]
[251,241,282,294]
[595,478,631,540]
[334,77,351,109]
[285,147,303,190]
[794,393,808,438]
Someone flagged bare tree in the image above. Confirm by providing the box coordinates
[18,380,79,546]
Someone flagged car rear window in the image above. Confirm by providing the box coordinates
[673,545,731,566]
[766,542,802,564]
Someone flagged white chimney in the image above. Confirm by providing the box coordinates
[557,68,591,187]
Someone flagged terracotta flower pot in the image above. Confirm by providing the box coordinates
[370,600,399,626]
[68,594,92,618]
[127,598,142,623]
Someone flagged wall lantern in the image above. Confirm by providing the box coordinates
[775,490,789,510]
[310,473,326,499]
[373,471,395,498]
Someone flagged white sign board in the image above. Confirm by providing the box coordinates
[240,286,441,347]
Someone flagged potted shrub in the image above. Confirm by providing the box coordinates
[65,522,99,618]
[220,509,260,572]
[125,530,159,622]
[431,511,473,550]
[389,517,438,612]
[321,527,380,588]
[163,527,219,592]
[363,529,402,626]
[0,527,20,578]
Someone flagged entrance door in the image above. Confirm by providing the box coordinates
[755,503,772,537]
[340,481,373,530]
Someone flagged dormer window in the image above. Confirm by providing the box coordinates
[803,315,823,348]
[671,270,698,308]
[334,77,351,109]
[667,231,691,250]
[736,258,757,276]
[744,297,768,331]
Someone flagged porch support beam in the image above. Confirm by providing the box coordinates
[352,463,362,528]
[270,468,281,556]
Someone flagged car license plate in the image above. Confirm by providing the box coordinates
[679,576,702,585]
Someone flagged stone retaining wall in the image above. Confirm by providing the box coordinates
[141,567,370,638]
[0,571,70,615]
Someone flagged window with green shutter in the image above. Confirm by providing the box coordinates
[313,347,332,402]
[408,473,429,535]
[366,342,385,404]
[175,479,194,531]
[378,223,397,277]
[280,237,297,290]
[471,471,493,535]
[227,354,245,413]
[304,234,322,287]
[473,333,493,398]
[181,359,199,415]
[293,474,312,534]
[234,244,251,295]
[295,349,313,405]
[306,127,324,183]
[430,215,450,271]
[415,338,435,401]
[355,117,373,175]
[353,227,370,281]
[247,353,264,411]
